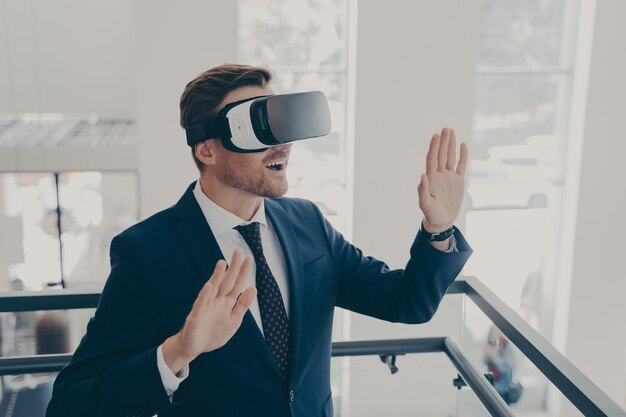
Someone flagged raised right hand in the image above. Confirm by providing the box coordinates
[163,248,256,373]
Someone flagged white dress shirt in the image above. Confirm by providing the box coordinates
[190,180,291,327]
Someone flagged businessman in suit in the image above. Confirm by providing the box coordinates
[46,64,472,417]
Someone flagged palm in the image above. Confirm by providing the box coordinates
[186,294,243,352]
[420,170,464,227]
[418,128,468,231]
[178,250,256,357]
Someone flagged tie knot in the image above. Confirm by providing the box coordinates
[234,222,263,255]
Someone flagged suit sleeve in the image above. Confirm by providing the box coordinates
[46,235,184,417]
[310,202,472,324]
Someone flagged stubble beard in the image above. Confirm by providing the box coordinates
[218,156,288,198]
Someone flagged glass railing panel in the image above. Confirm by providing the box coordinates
[456,382,494,417]
[461,298,584,416]
[0,171,138,292]
[331,352,463,417]
[0,309,93,359]
[57,171,139,290]
[0,371,58,417]
[0,308,94,417]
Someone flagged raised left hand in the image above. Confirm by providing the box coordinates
[417,127,468,233]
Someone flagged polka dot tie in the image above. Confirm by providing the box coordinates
[235,222,290,376]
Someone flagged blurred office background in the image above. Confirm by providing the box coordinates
[0,0,624,416]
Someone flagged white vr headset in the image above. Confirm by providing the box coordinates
[185,91,332,153]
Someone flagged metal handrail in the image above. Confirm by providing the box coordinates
[0,277,624,416]
[0,353,72,375]
[0,338,513,417]
[0,289,100,312]
[452,277,626,417]
[0,282,465,314]
[332,337,513,416]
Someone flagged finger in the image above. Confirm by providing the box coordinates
[426,134,440,174]
[417,174,432,204]
[446,128,457,171]
[205,276,219,303]
[456,142,469,176]
[230,287,257,324]
[197,260,227,310]
[197,280,214,304]
[227,255,253,298]
[438,127,450,171]
[208,259,227,296]
[219,248,244,297]
[191,280,214,316]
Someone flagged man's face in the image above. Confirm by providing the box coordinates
[210,85,292,198]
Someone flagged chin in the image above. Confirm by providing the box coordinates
[264,179,289,198]
[264,185,288,198]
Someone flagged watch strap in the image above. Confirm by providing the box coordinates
[420,222,456,242]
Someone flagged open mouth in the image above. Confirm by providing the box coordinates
[265,160,286,172]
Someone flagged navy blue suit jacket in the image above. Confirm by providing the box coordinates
[47,183,472,417]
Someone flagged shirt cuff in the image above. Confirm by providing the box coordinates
[156,344,189,398]
[448,234,458,253]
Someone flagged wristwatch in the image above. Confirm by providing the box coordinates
[420,222,456,242]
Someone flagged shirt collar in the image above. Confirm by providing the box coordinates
[192,180,268,236]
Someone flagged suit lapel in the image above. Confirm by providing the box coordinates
[171,183,224,286]
[170,183,285,377]
[265,198,304,381]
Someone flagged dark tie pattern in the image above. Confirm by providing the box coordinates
[235,222,290,376]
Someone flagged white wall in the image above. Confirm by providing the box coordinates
[132,1,238,217]
[0,0,134,117]
[558,0,626,414]
[349,1,480,415]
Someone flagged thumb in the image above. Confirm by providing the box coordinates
[418,174,431,204]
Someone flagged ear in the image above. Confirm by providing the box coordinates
[195,140,218,165]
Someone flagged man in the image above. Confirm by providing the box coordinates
[46,64,472,417]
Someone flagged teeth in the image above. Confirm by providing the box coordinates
[265,160,285,167]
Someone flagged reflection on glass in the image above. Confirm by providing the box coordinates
[0,173,62,291]
[0,309,92,358]
[0,310,81,417]
[462,300,550,415]
[0,172,138,292]
[0,372,58,417]
[58,172,138,289]
[484,325,523,405]
[462,298,588,416]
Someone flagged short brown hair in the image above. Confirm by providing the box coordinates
[179,64,273,171]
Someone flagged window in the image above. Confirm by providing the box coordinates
[238,0,352,234]
[462,0,582,411]
[1,171,138,291]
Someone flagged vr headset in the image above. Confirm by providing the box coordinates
[185,91,332,153]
